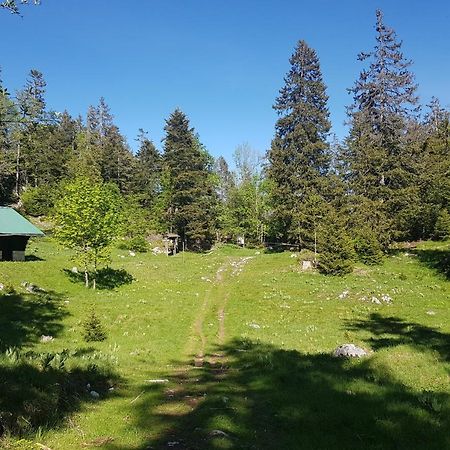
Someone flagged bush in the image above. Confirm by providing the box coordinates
[21,184,58,216]
[434,209,450,240]
[118,236,149,252]
[83,310,107,342]
[353,228,383,265]
[318,221,355,276]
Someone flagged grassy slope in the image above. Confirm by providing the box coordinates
[0,239,449,449]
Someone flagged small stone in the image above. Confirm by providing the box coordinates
[0,283,4,290]
[90,390,100,399]
[248,323,260,329]
[209,429,229,438]
[302,260,313,271]
[333,344,368,358]
[371,296,381,304]
[290,253,298,258]
[129,251,136,257]
[40,335,54,343]
[426,310,436,316]
[71,266,78,273]
[338,290,349,299]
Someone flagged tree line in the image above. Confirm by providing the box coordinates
[1,10,449,273]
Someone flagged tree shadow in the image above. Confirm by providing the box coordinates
[0,350,122,437]
[0,290,68,352]
[346,313,450,361]
[105,339,449,450]
[63,267,134,290]
[413,248,450,279]
[24,254,45,262]
[0,290,122,438]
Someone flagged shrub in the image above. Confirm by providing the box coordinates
[353,228,383,265]
[83,310,107,342]
[118,236,149,252]
[21,184,58,216]
[433,209,450,240]
[318,221,355,276]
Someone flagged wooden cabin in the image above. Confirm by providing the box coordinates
[163,233,180,256]
[0,207,44,261]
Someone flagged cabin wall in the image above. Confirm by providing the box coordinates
[0,236,30,261]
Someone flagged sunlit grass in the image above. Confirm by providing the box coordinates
[0,238,449,449]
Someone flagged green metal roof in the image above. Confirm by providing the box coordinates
[0,207,45,236]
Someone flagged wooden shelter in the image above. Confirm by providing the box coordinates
[0,207,44,261]
[163,233,180,256]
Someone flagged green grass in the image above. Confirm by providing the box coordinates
[0,238,449,449]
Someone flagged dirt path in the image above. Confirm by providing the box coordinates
[152,256,254,448]
[182,256,254,363]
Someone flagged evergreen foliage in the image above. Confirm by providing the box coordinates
[0,10,448,257]
[434,209,450,241]
[83,309,107,342]
[318,217,355,276]
[344,10,420,242]
[162,109,217,250]
[353,227,384,265]
[267,40,331,244]
[21,184,58,216]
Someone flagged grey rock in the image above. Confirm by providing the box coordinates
[90,390,100,399]
[333,344,368,358]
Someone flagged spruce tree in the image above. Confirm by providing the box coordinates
[0,70,17,202]
[163,109,216,250]
[132,129,161,207]
[344,10,420,242]
[267,40,331,245]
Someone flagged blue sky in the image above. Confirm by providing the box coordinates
[1,0,449,162]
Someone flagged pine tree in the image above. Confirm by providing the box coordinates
[344,10,420,242]
[318,211,355,276]
[163,109,216,250]
[132,129,161,207]
[267,40,331,245]
[214,156,234,202]
[0,70,17,202]
[85,98,135,193]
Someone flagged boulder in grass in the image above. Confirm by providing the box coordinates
[333,344,368,358]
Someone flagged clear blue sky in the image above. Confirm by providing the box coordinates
[1,0,449,161]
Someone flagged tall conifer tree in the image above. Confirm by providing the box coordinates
[344,10,420,242]
[163,109,216,250]
[267,40,331,245]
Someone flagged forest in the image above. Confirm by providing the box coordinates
[0,9,448,275]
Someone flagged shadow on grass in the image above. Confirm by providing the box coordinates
[63,267,134,290]
[106,338,450,450]
[0,290,122,438]
[414,248,450,279]
[24,254,45,262]
[346,313,450,361]
[0,291,68,352]
[0,352,122,437]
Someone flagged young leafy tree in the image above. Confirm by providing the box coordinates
[54,177,123,288]
[163,109,217,250]
[267,40,331,244]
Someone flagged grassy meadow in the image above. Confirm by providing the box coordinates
[0,238,449,449]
